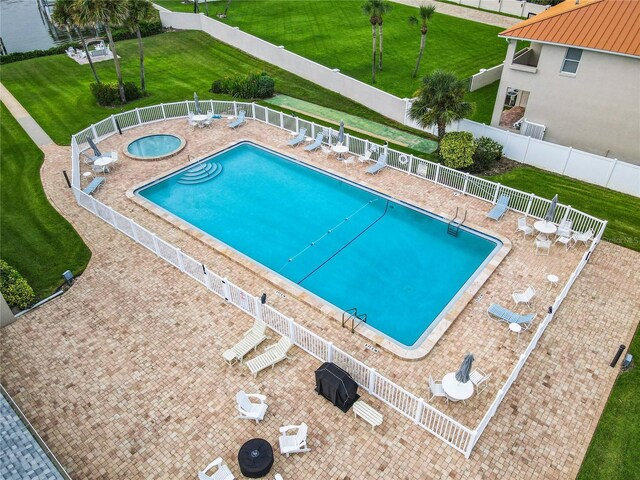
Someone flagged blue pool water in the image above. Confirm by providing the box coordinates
[137,142,501,348]
[127,134,182,158]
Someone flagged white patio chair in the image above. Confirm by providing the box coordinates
[469,369,491,396]
[245,336,292,377]
[515,216,533,238]
[512,285,536,307]
[274,475,284,480]
[236,391,268,423]
[554,233,576,250]
[187,112,198,130]
[535,238,551,256]
[198,457,234,480]
[574,229,594,248]
[227,318,268,363]
[343,155,356,171]
[278,423,310,457]
[428,375,448,403]
[556,218,573,238]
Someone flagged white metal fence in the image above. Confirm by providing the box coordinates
[70,100,606,457]
[452,0,549,17]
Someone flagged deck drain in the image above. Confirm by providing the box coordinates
[274,290,286,298]
[364,343,379,353]
[474,293,485,303]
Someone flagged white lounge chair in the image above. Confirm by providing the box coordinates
[428,375,448,403]
[198,458,234,480]
[574,229,594,248]
[469,369,491,396]
[512,285,536,307]
[228,319,267,363]
[515,216,533,238]
[535,238,551,256]
[236,391,268,423]
[278,423,310,457]
[245,336,292,377]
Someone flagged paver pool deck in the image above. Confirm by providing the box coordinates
[1,117,638,479]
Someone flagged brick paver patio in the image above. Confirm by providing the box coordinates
[1,118,638,479]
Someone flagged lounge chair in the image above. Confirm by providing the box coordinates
[245,336,292,377]
[198,458,234,480]
[227,110,246,129]
[278,423,310,457]
[82,177,105,196]
[574,229,594,248]
[515,216,533,238]
[365,153,388,174]
[287,128,307,147]
[487,303,536,328]
[236,391,268,423]
[512,285,536,307]
[428,375,448,403]
[486,194,510,221]
[228,319,267,363]
[303,132,324,152]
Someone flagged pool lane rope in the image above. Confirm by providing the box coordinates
[296,199,390,285]
[277,198,381,273]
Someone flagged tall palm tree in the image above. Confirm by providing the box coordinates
[124,0,154,94]
[376,0,392,71]
[362,0,380,83]
[409,70,474,142]
[75,0,129,103]
[408,4,436,78]
[52,0,101,84]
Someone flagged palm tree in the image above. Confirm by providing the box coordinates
[409,70,474,142]
[362,0,380,83]
[376,0,392,71]
[52,0,101,84]
[124,0,154,94]
[75,0,129,103]
[408,4,436,78]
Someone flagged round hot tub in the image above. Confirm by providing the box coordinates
[125,134,186,160]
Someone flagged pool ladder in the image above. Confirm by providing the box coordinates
[447,207,467,237]
[342,308,367,334]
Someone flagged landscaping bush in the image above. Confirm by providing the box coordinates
[90,81,142,106]
[0,259,36,310]
[469,136,503,173]
[439,131,475,169]
[209,72,275,99]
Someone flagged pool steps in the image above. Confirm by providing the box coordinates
[178,162,223,185]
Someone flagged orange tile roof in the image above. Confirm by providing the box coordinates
[499,0,640,57]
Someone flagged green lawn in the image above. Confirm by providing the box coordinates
[156,0,506,117]
[0,103,91,299]
[466,80,499,124]
[1,31,427,145]
[487,166,640,252]
[577,324,640,480]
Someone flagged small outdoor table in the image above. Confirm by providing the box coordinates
[533,220,557,240]
[441,372,474,402]
[238,438,274,478]
[192,114,209,128]
[93,156,115,173]
[332,144,349,160]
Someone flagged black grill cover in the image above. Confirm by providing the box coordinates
[314,362,359,413]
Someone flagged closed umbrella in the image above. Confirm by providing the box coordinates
[194,92,201,115]
[455,353,474,383]
[544,194,558,222]
[337,120,345,145]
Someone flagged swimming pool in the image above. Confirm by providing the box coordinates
[126,134,185,160]
[136,142,501,348]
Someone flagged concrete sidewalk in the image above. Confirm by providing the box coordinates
[1,83,53,147]
[394,0,519,28]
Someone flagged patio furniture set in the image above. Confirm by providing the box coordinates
[80,138,119,195]
[429,367,491,403]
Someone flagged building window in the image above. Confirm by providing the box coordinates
[561,48,582,74]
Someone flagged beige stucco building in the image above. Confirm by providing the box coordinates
[490,0,640,165]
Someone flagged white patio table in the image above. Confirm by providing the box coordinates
[533,220,557,240]
[442,372,474,402]
[192,114,209,128]
[332,144,349,160]
[93,156,115,173]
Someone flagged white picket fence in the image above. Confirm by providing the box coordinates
[70,100,606,457]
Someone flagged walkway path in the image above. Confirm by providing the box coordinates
[0,83,53,146]
[394,0,520,28]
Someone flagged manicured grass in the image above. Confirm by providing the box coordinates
[1,31,428,145]
[577,324,640,480]
[0,103,91,299]
[156,0,506,112]
[466,80,499,124]
[487,166,640,252]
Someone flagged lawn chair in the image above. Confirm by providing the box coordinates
[574,229,594,248]
[236,391,268,423]
[245,336,292,377]
[556,218,573,238]
[515,216,533,238]
[198,458,234,480]
[358,148,375,163]
[535,238,551,255]
[278,423,310,457]
[227,318,268,363]
[287,128,307,147]
[486,194,510,221]
[304,132,324,152]
[512,285,536,307]
[487,303,536,329]
[365,153,387,174]
[82,177,105,196]
[428,375,448,403]
[227,110,246,129]
[469,369,491,396]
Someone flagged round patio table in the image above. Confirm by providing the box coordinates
[332,144,349,160]
[238,438,273,478]
[93,156,115,173]
[533,220,557,240]
[441,372,474,402]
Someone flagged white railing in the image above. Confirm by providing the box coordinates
[70,101,607,457]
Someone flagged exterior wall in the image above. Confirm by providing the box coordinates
[469,63,503,92]
[492,40,640,165]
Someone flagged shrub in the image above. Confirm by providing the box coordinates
[90,81,142,106]
[439,131,475,169]
[209,72,275,99]
[0,260,36,310]
[470,137,503,173]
